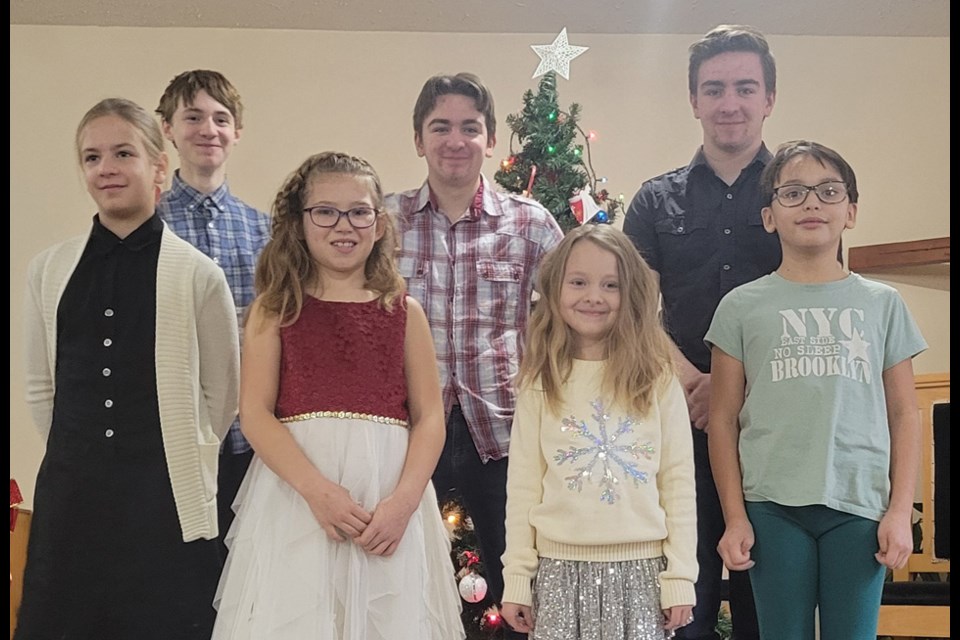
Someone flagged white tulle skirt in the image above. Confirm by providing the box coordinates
[211,416,464,640]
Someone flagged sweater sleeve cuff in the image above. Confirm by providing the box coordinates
[502,574,534,608]
[660,578,696,610]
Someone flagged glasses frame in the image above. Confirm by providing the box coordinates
[302,205,380,229]
[771,181,849,208]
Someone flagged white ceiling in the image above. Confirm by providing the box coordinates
[9,0,951,37]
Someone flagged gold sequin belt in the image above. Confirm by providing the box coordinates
[279,410,409,428]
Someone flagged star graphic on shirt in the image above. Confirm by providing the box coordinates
[554,399,655,504]
[839,329,872,365]
[531,28,589,80]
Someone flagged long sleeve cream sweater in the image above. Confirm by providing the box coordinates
[23,224,240,542]
[502,359,698,609]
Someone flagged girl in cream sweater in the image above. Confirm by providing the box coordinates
[501,224,697,639]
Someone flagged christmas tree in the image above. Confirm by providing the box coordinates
[445,492,733,639]
[494,71,622,233]
[441,496,509,638]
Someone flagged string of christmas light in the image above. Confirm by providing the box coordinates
[568,115,625,217]
[494,71,622,232]
[501,115,624,226]
[442,497,505,637]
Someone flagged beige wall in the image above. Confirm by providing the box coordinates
[10,26,950,506]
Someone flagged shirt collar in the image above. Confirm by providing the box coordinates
[688,142,772,178]
[89,213,164,255]
[420,175,495,221]
[168,169,232,209]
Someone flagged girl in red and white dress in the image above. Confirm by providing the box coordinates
[212,151,463,640]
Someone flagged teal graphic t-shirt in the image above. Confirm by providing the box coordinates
[705,272,927,521]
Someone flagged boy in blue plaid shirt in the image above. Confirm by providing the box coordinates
[155,70,270,558]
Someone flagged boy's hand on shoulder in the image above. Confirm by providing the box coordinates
[502,602,535,633]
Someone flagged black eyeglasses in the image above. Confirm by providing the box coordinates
[772,181,848,208]
[302,206,379,229]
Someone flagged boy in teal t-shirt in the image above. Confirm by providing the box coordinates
[705,140,927,640]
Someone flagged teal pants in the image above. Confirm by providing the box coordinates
[745,501,886,640]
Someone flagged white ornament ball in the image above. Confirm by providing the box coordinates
[458,572,488,603]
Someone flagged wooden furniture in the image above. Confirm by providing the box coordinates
[895,374,950,581]
[877,372,950,639]
[848,237,949,272]
[877,598,949,638]
[10,508,32,640]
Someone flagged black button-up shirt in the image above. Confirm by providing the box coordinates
[623,146,782,372]
[54,214,163,452]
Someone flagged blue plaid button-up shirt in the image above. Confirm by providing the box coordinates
[157,170,271,454]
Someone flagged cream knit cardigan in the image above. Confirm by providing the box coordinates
[24,224,240,542]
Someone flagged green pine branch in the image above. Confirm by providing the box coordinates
[495,71,621,233]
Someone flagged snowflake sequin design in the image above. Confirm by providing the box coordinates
[554,399,655,504]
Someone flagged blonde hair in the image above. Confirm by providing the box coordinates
[75,98,165,164]
[517,224,674,416]
[254,151,404,325]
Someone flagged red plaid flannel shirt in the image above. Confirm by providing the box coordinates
[386,177,563,461]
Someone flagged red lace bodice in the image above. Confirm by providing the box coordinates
[275,296,409,423]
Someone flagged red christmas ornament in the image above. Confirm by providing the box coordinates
[10,479,23,533]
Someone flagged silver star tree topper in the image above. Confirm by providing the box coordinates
[531,28,589,80]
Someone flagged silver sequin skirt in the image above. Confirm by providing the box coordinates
[531,556,672,640]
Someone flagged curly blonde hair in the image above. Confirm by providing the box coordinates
[517,224,674,417]
[254,151,404,326]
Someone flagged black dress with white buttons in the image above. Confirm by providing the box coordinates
[15,215,221,640]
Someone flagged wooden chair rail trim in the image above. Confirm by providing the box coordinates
[847,236,949,271]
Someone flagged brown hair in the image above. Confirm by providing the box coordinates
[254,151,404,326]
[412,72,496,139]
[688,25,776,96]
[155,69,244,129]
[760,139,859,205]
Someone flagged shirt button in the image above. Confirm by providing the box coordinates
[104,308,115,317]
[104,429,115,438]
[677,226,684,233]
[726,193,733,200]
[208,221,215,228]
[103,338,113,347]
[723,264,731,271]
[104,399,114,408]
[724,228,732,235]
[213,256,220,264]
